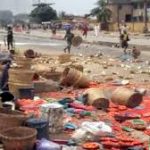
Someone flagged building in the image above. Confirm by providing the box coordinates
[107,0,150,32]
[107,0,150,23]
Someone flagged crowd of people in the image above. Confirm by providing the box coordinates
[2,23,141,60]
[62,23,141,60]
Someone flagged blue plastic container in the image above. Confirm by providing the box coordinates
[19,88,34,99]
[26,118,49,140]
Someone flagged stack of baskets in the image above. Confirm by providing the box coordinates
[0,108,27,132]
[0,108,37,150]
[9,56,34,98]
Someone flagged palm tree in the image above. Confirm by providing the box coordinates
[91,0,111,30]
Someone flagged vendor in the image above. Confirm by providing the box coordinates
[0,61,11,91]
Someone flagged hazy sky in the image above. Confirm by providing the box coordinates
[0,0,97,15]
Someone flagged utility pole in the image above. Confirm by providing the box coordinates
[143,0,148,33]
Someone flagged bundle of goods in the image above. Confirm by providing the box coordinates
[17,99,46,117]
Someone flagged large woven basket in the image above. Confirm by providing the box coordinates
[14,56,32,69]
[9,82,33,98]
[0,127,37,150]
[83,88,109,110]
[60,67,89,88]
[9,68,34,84]
[0,108,28,133]
[72,36,83,47]
[111,87,143,108]
[58,54,71,64]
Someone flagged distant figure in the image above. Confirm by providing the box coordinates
[132,46,141,60]
[0,61,10,91]
[120,31,130,54]
[82,25,88,38]
[7,26,13,50]
[120,24,129,35]
[94,25,99,37]
[64,29,74,53]
[51,25,57,35]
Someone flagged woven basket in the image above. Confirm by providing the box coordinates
[0,127,37,150]
[69,64,84,72]
[60,67,89,88]
[9,82,33,98]
[0,108,28,133]
[83,88,109,110]
[111,87,143,108]
[9,69,34,84]
[72,36,83,47]
[58,54,71,64]
[24,49,35,58]
[14,56,32,69]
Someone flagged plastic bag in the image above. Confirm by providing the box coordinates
[36,139,61,150]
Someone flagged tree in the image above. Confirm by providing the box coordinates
[91,0,111,30]
[30,3,57,23]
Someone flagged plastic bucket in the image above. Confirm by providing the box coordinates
[26,118,49,140]
[19,88,34,99]
[40,103,64,134]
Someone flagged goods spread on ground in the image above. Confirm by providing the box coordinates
[0,52,150,150]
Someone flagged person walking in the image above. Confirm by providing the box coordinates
[7,26,14,50]
[0,61,11,91]
[94,24,99,37]
[120,31,130,54]
[64,29,74,54]
[120,24,129,35]
[82,25,88,38]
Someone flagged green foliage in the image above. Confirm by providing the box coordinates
[30,3,57,23]
[91,0,111,23]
